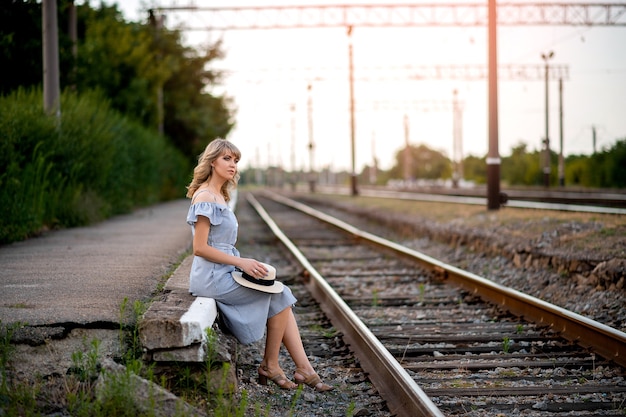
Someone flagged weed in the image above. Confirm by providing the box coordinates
[309,324,339,338]
[498,369,518,377]
[371,289,380,306]
[118,297,148,362]
[0,381,39,416]
[450,379,473,388]
[69,338,101,383]
[205,326,219,370]
[155,250,190,294]
[502,336,512,354]
[591,353,597,380]
[6,303,30,309]
[0,321,22,386]
[69,361,144,417]
[600,228,617,237]
[286,385,304,417]
[516,324,524,334]
[345,401,357,417]
[418,283,425,301]
[0,321,40,416]
[400,336,413,365]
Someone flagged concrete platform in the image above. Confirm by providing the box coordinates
[0,199,192,330]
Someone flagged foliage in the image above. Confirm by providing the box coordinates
[73,4,166,129]
[388,143,452,181]
[0,0,70,95]
[378,138,625,189]
[588,139,626,187]
[501,143,543,186]
[0,1,234,163]
[159,34,235,159]
[462,154,487,185]
[0,88,189,244]
[565,155,593,186]
[497,139,626,188]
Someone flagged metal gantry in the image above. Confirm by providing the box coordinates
[149,3,624,206]
[153,3,626,29]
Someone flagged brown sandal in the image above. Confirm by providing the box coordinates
[258,365,297,390]
[294,367,334,392]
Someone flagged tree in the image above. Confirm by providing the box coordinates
[388,144,451,181]
[159,36,234,159]
[73,5,166,127]
[73,4,234,160]
[0,0,75,95]
[462,154,487,184]
[565,155,592,186]
[501,143,543,186]
[1,1,234,160]
[590,139,626,188]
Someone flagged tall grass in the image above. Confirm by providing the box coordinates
[0,87,190,244]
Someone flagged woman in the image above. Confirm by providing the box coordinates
[186,139,332,392]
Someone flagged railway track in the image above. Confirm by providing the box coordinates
[246,190,626,417]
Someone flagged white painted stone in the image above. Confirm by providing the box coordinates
[180,297,217,346]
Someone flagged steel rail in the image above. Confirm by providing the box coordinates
[316,185,626,215]
[246,193,444,417]
[263,190,626,369]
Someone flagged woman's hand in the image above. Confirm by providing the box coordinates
[239,258,268,278]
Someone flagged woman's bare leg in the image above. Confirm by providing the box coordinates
[280,307,313,372]
[264,307,290,369]
[260,307,297,389]
[264,306,332,391]
[281,307,332,391]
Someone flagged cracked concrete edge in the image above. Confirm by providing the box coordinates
[139,255,219,356]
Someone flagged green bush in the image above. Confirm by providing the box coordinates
[0,87,190,244]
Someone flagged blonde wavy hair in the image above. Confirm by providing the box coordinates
[186,139,241,202]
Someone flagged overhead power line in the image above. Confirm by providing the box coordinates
[152,3,626,29]
[219,64,570,83]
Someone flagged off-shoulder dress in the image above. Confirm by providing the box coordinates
[186,199,297,344]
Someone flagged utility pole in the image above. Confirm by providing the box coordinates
[43,0,61,117]
[592,125,597,154]
[347,25,358,196]
[307,83,316,192]
[486,0,500,210]
[149,10,165,135]
[290,104,296,191]
[370,133,378,184]
[541,51,554,187]
[452,89,463,188]
[558,78,565,187]
[68,0,77,89]
[403,114,411,182]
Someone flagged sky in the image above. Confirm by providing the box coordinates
[97,0,626,173]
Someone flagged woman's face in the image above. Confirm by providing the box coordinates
[212,151,239,181]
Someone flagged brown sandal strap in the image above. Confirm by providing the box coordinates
[260,366,297,389]
[295,367,332,391]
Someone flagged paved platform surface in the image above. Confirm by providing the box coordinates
[0,199,192,328]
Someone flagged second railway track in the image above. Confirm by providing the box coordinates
[247,190,626,416]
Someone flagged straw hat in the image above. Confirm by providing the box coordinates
[232,263,284,294]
